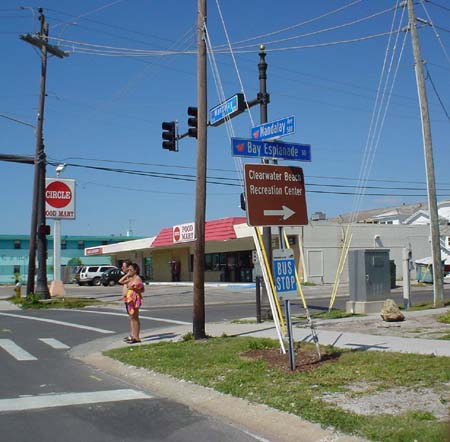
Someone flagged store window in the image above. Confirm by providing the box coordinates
[78,240,85,250]
[14,240,21,249]
[61,240,67,250]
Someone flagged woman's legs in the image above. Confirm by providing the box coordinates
[130,310,140,341]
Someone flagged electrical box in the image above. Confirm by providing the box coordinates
[348,249,391,302]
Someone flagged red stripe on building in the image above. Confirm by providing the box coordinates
[151,217,246,248]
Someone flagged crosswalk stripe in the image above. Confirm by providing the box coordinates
[0,339,37,361]
[0,389,152,412]
[63,308,191,325]
[39,338,70,349]
[0,312,114,334]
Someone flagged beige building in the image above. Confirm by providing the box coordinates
[85,216,439,284]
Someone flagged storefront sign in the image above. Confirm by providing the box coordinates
[173,222,195,244]
[45,178,76,219]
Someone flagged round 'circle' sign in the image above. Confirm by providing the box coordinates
[173,226,181,242]
[45,181,72,208]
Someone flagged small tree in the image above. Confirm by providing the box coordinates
[67,257,83,267]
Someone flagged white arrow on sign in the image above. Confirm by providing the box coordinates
[263,206,295,220]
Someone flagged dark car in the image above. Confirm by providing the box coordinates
[100,268,124,287]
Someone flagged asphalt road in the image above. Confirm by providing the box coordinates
[0,282,448,442]
[0,304,269,442]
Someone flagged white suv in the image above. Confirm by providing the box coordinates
[78,265,118,286]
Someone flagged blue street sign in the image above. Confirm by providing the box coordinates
[231,137,311,162]
[273,249,297,299]
[209,93,245,127]
[251,115,295,141]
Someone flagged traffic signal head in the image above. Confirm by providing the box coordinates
[38,224,51,235]
[187,106,198,138]
[162,121,177,151]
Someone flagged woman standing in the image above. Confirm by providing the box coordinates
[120,263,144,344]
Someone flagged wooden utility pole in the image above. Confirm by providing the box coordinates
[21,9,68,297]
[406,0,444,307]
[193,0,207,339]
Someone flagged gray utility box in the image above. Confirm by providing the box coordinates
[348,249,391,302]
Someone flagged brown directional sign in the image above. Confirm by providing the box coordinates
[244,164,308,226]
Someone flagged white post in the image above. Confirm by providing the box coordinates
[49,164,66,296]
[53,219,61,281]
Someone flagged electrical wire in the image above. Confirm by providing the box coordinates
[214,0,363,48]
[49,155,450,187]
[219,6,397,51]
[420,0,450,66]
[424,65,450,122]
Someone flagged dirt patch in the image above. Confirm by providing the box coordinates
[322,386,450,421]
[241,349,450,421]
[241,347,340,372]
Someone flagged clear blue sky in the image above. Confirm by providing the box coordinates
[1,0,449,237]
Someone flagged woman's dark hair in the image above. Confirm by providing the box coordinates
[130,262,140,275]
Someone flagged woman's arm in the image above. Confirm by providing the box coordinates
[118,273,129,285]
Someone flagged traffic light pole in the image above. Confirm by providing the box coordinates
[258,46,272,269]
[193,0,207,340]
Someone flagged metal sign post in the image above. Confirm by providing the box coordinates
[285,299,295,371]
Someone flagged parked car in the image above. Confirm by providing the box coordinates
[100,268,124,287]
[78,265,118,286]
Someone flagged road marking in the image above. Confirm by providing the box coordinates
[39,338,70,349]
[0,339,37,361]
[0,312,114,334]
[0,389,152,412]
[63,309,191,325]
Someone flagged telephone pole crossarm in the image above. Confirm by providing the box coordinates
[20,33,69,59]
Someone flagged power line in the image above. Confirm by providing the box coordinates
[429,0,450,13]
[425,65,450,122]
[52,156,450,186]
[45,159,450,197]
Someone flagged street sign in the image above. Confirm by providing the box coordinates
[244,164,308,226]
[231,137,311,162]
[251,115,295,140]
[210,93,245,127]
[273,248,298,300]
[45,178,76,220]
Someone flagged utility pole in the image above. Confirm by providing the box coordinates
[193,0,207,339]
[406,0,444,307]
[21,9,68,297]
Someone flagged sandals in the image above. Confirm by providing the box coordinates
[123,336,133,342]
[126,338,141,344]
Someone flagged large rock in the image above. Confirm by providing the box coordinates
[381,299,405,322]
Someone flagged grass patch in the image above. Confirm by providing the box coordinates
[407,300,450,312]
[437,310,450,324]
[293,309,358,321]
[105,337,449,442]
[9,295,102,309]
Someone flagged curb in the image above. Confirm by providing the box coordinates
[77,351,367,442]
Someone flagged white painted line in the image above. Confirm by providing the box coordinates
[0,312,114,334]
[63,309,190,325]
[0,389,152,412]
[0,339,37,361]
[39,338,70,350]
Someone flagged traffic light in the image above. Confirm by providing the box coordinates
[162,121,177,151]
[187,107,198,138]
[38,224,51,235]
